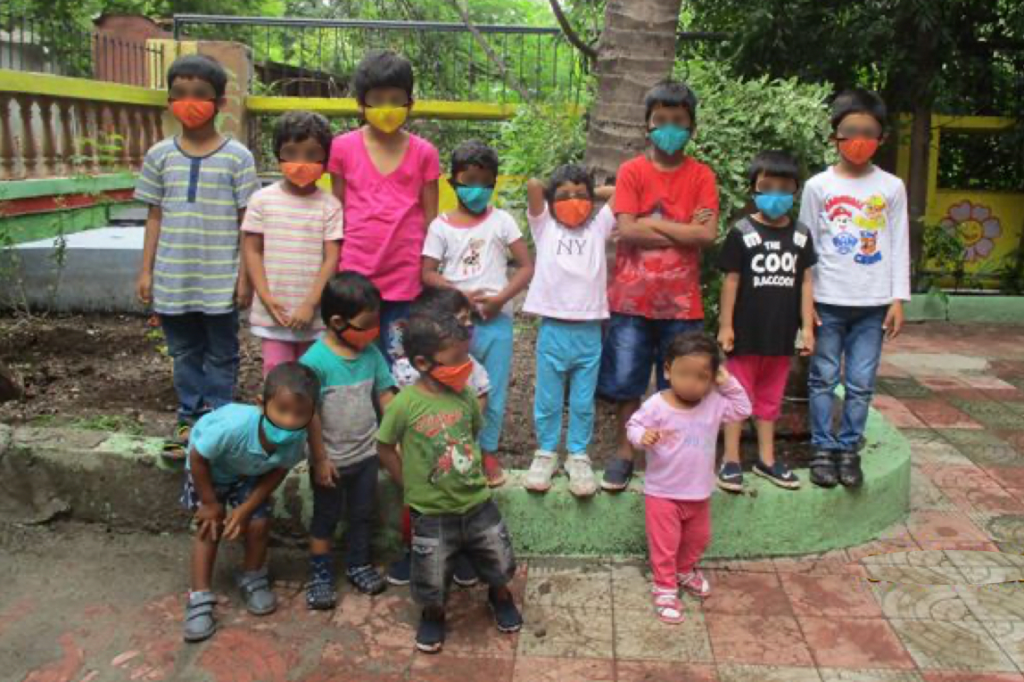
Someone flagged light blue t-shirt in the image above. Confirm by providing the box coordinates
[187,404,307,486]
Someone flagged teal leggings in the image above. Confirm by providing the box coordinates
[533,318,603,455]
[471,313,513,452]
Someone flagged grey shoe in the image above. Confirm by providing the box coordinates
[565,455,598,498]
[524,450,560,492]
[183,590,217,643]
[238,567,277,616]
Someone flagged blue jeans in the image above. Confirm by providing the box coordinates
[309,456,379,569]
[808,303,888,452]
[161,312,239,424]
[534,319,603,454]
[597,314,704,401]
[378,300,411,368]
[471,314,513,453]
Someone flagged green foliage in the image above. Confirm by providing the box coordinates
[496,99,588,179]
[920,223,968,291]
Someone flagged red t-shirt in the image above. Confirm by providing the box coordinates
[610,155,719,320]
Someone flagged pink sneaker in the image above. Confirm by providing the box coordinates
[678,570,711,598]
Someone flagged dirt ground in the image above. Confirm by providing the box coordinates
[0,313,809,470]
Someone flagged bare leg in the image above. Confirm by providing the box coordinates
[310,536,332,556]
[723,421,743,465]
[756,419,776,467]
[190,534,220,592]
[243,518,270,572]
[614,398,641,460]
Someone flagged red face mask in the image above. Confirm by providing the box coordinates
[339,325,379,350]
[281,162,324,188]
[837,137,880,166]
[553,198,593,229]
[430,360,473,393]
[170,99,216,129]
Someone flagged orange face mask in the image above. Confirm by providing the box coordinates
[340,325,380,350]
[837,137,879,166]
[553,198,593,229]
[430,360,473,393]
[170,99,217,129]
[280,162,324,188]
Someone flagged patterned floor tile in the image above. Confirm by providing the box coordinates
[510,656,615,681]
[440,591,520,659]
[616,661,718,681]
[960,584,1024,622]
[907,511,991,548]
[959,444,1024,469]
[877,377,933,399]
[900,399,984,429]
[920,672,1024,682]
[781,574,883,618]
[819,670,924,681]
[615,606,713,663]
[940,429,1015,448]
[715,664,823,682]
[950,400,1024,430]
[981,620,1024,672]
[704,614,814,667]
[874,395,928,428]
[516,605,613,659]
[410,654,515,682]
[980,466,1024,490]
[889,616,1017,672]
[523,562,612,609]
[869,582,972,621]
[772,549,859,577]
[910,472,956,511]
[703,572,793,617]
[925,464,997,491]
[799,616,916,669]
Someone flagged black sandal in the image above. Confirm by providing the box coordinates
[347,565,386,595]
[809,451,839,488]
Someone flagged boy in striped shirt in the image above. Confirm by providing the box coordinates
[135,54,259,453]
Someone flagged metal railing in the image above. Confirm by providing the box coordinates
[173,14,584,102]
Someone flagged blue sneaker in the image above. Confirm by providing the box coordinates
[717,461,744,493]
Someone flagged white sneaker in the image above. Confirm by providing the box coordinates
[564,455,598,498]
[525,450,560,492]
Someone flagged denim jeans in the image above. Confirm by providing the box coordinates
[161,311,239,424]
[597,314,705,401]
[309,456,379,569]
[378,299,412,368]
[470,313,513,453]
[534,319,603,454]
[808,303,888,452]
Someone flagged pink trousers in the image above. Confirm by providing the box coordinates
[261,339,314,377]
[645,495,712,590]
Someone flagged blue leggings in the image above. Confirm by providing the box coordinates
[534,319,603,454]
[471,314,513,453]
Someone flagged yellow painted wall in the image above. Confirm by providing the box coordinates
[315,175,523,213]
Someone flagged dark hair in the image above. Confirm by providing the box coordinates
[167,54,228,98]
[830,88,887,131]
[273,110,333,159]
[546,163,594,203]
[664,331,721,374]
[451,139,499,180]
[403,314,470,365]
[411,287,472,318]
[320,271,381,326]
[644,81,698,125]
[263,361,321,407]
[748,150,802,191]
[353,49,414,104]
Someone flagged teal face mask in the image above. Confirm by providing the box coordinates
[260,415,308,448]
[754,192,795,220]
[454,184,494,214]
[649,124,691,155]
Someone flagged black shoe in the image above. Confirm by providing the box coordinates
[717,461,744,493]
[753,460,801,490]
[416,612,446,653]
[306,555,337,610]
[601,458,634,492]
[488,588,523,634]
[347,565,386,596]
[838,452,864,488]
[387,552,411,586]
[453,553,479,588]
[810,450,839,488]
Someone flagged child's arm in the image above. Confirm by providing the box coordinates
[235,208,254,310]
[716,369,753,423]
[526,178,546,218]
[800,274,815,356]
[594,185,615,203]
[476,238,534,320]
[885,183,911,341]
[421,179,439,228]
[378,389,395,411]
[625,402,660,448]
[330,174,345,206]
[421,256,453,290]
[636,210,717,247]
[307,413,338,488]
[291,240,341,330]
[718,272,740,353]
[188,448,225,542]
[615,213,675,248]
[377,442,404,488]
[136,205,162,306]
[223,467,289,540]
[243,233,291,327]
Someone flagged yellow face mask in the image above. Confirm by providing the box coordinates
[364,105,409,133]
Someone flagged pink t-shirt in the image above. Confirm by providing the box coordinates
[328,129,440,301]
[626,377,751,500]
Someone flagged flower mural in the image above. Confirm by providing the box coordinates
[940,200,1003,262]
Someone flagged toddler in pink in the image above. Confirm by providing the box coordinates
[626,332,751,624]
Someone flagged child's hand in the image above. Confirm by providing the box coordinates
[235,278,254,310]
[194,502,225,542]
[222,506,252,541]
[694,208,715,226]
[471,292,502,320]
[800,326,816,357]
[136,270,153,306]
[716,366,731,386]
[289,302,316,330]
[641,429,661,447]
[717,326,735,353]
[265,297,292,327]
[314,459,339,488]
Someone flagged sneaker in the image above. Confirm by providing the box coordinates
[237,567,277,615]
[837,451,864,488]
[453,553,479,588]
[182,590,217,643]
[415,612,446,653]
[717,461,744,493]
[524,450,559,492]
[347,564,386,596]
[306,555,337,610]
[483,454,506,488]
[488,588,523,633]
[678,570,711,598]
[753,460,801,490]
[565,455,598,498]
[810,450,839,488]
[387,552,411,586]
[600,457,634,492]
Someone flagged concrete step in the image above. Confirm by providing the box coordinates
[108,204,150,225]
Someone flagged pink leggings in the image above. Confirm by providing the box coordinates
[645,495,711,590]
[261,339,314,377]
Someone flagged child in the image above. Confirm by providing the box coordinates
[521,165,616,497]
[181,361,320,642]
[597,81,720,492]
[421,139,534,487]
[626,333,751,624]
[244,111,343,376]
[328,49,440,366]
[377,315,522,653]
[135,54,259,455]
[798,89,910,489]
[300,271,396,607]
[717,151,817,493]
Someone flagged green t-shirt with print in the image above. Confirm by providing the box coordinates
[377,383,488,515]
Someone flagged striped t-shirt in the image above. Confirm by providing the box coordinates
[135,137,258,315]
[242,182,343,341]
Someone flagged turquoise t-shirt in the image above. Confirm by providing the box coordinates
[187,403,307,486]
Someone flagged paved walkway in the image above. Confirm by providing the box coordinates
[4,321,1024,682]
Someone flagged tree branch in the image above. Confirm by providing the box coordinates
[447,0,533,102]
[548,0,597,62]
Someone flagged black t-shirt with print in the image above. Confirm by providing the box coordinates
[718,216,818,357]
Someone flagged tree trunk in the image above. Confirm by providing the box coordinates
[0,361,21,403]
[907,100,932,287]
[583,0,684,183]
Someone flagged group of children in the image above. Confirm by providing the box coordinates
[135,48,909,646]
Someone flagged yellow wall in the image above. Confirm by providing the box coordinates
[315,175,523,213]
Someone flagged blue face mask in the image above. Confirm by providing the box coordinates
[649,124,691,155]
[455,185,493,214]
[260,415,308,448]
[754,192,795,220]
